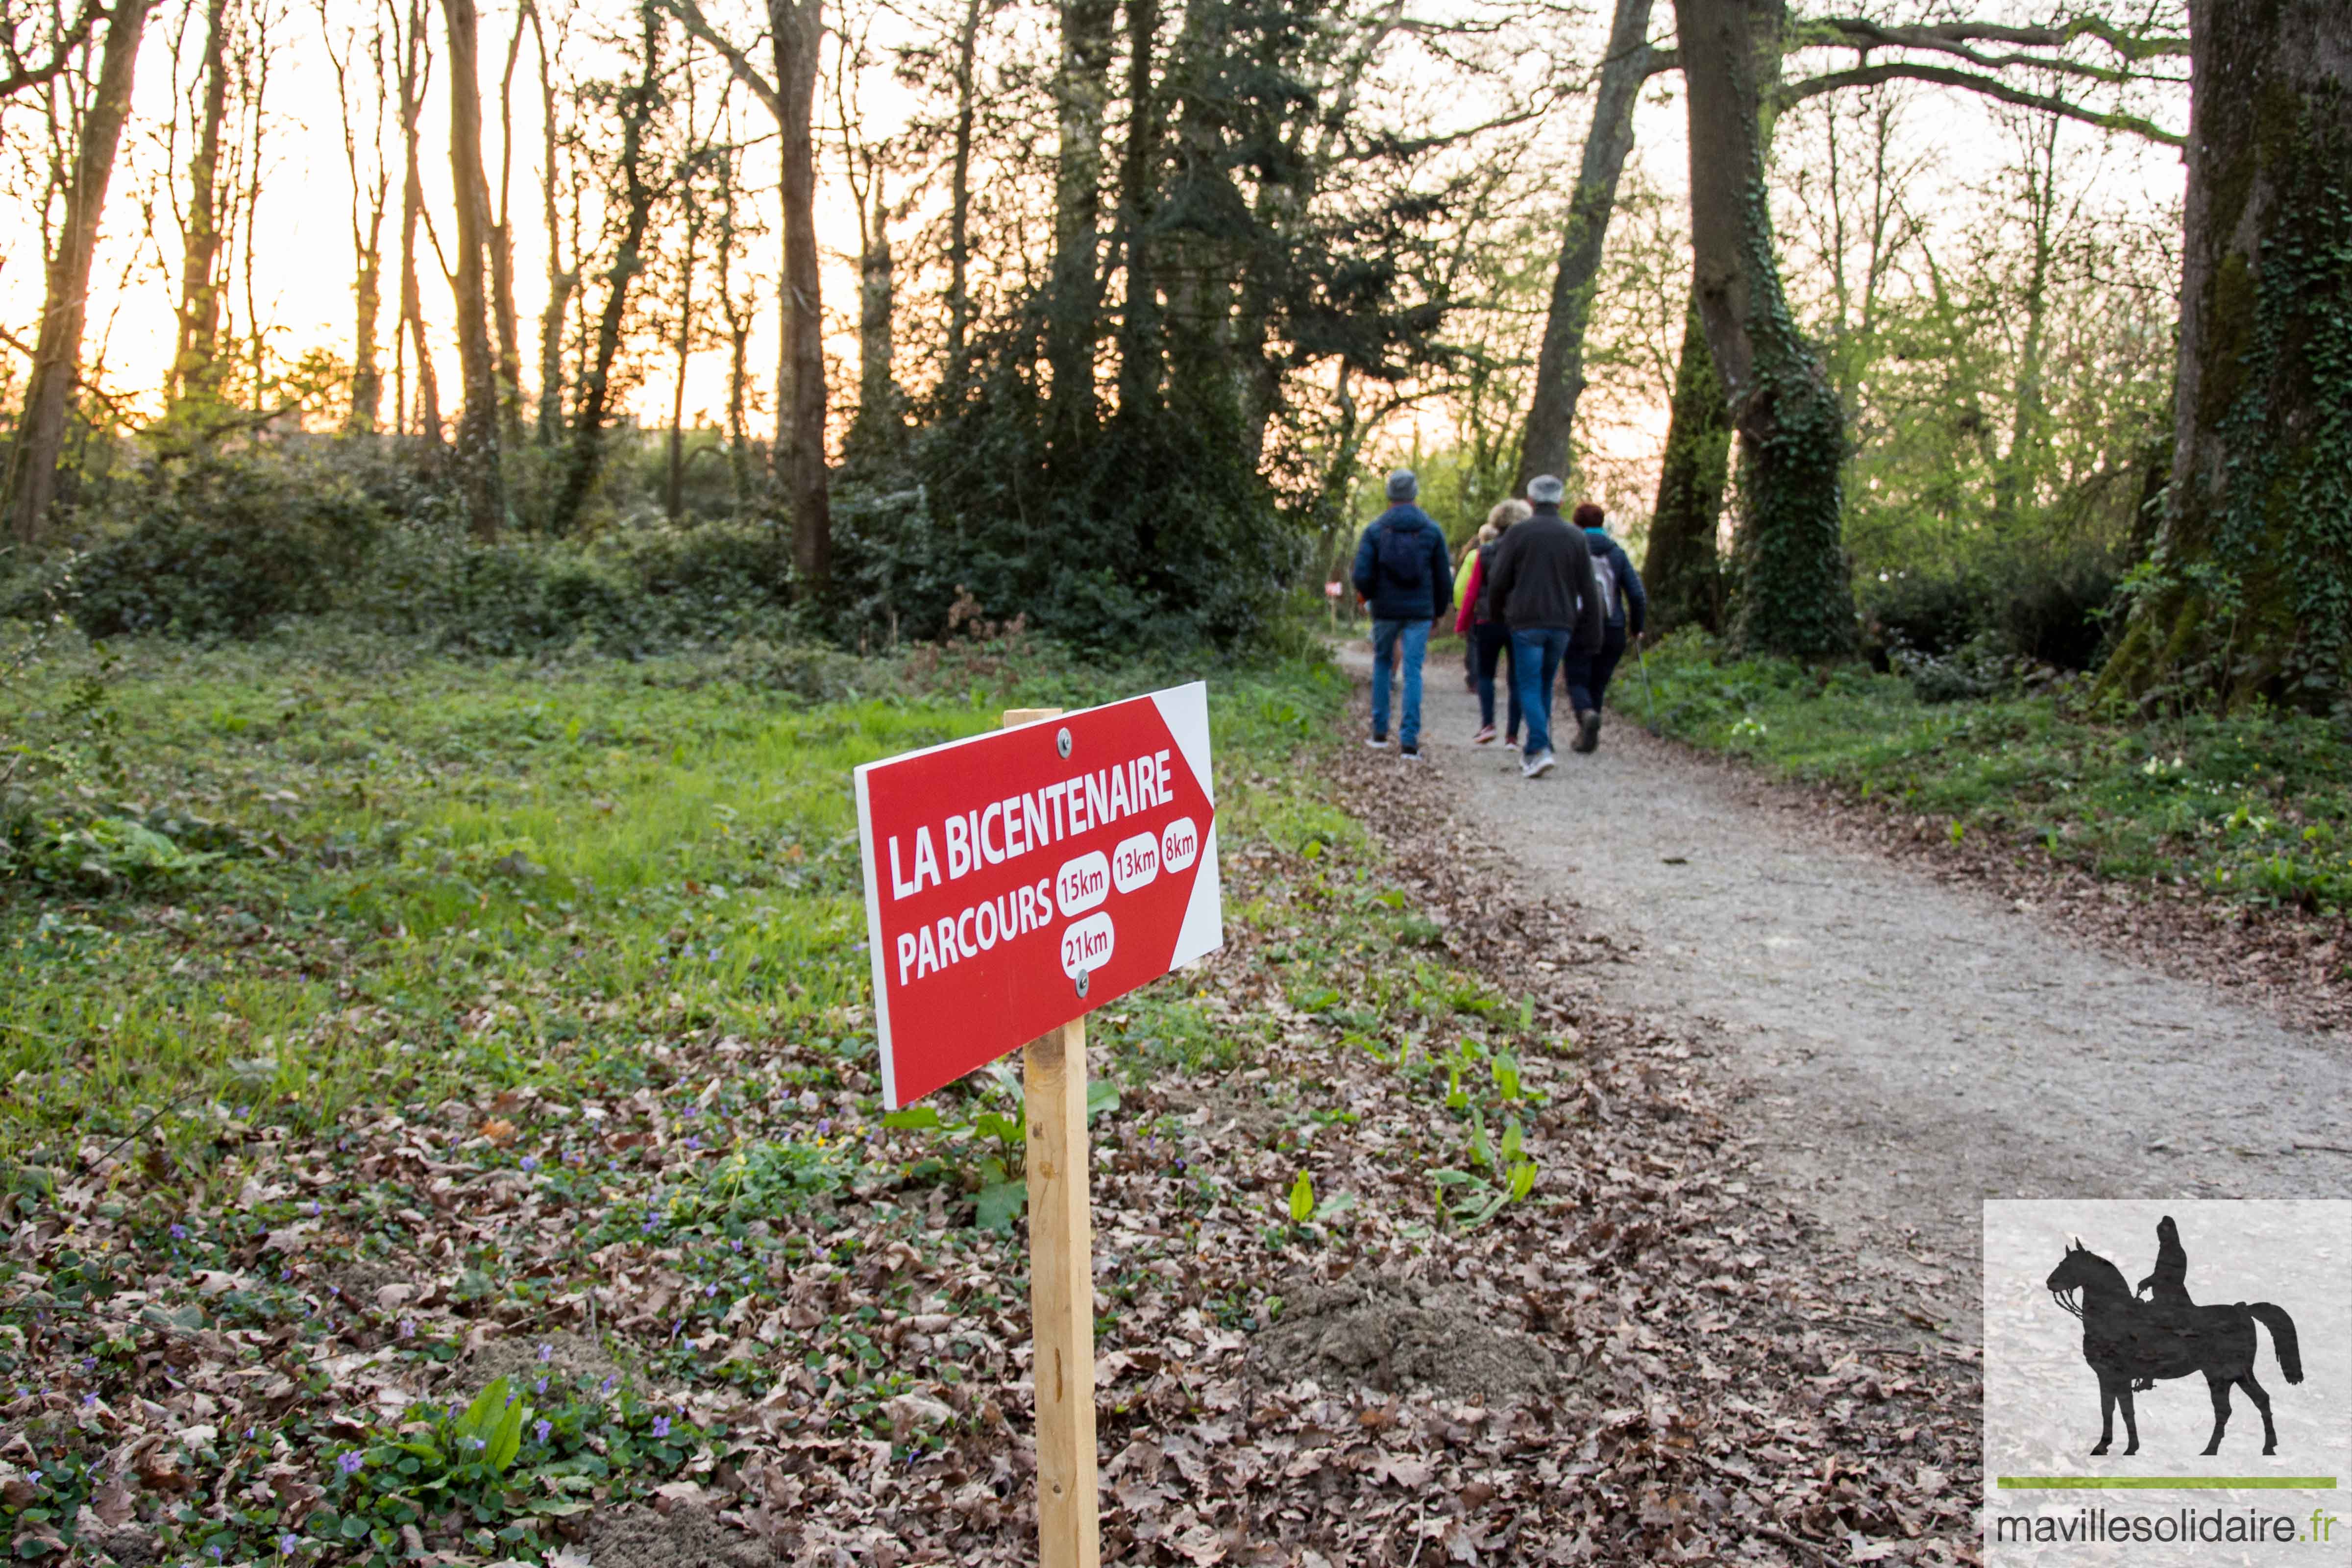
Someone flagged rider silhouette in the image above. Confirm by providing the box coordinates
[2133,1215,2195,1390]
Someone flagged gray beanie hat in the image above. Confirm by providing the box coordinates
[1526,473,1566,505]
[1385,469,1418,502]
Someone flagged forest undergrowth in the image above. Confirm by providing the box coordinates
[1,634,1974,1566]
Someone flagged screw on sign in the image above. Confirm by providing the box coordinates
[851,683,1222,1568]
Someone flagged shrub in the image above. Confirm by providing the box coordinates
[1858,541,2126,672]
[53,455,383,638]
[351,518,797,656]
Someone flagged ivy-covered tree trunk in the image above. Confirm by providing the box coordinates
[855,186,898,448]
[1047,0,1117,431]
[1642,304,1733,632]
[549,7,658,538]
[1673,0,1854,658]
[2100,0,2352,713]
[1514,0,1656,491]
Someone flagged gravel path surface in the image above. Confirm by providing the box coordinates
[1346,644,2352,1338]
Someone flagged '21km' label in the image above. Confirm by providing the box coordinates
[1060,911,1115,978]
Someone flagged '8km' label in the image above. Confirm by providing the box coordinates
[1055,850,1109,916]
[1060,911,1115,978]
[1159,816,1199,874]
[1111,831,1160,895]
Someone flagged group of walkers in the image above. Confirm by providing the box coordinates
[1349,468,1645,780]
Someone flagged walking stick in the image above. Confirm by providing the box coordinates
[1636,637,1662,736]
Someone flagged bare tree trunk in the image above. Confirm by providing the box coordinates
[1642,303,1733,632]
[171,0,232,410]
[772,0,829,587]
[656,0,827,581]
[491,5,526,451]
[322,0,391,433]
[551,6,660,537]
[715,139,754,510]
[943,0,983,390]
[1992,112,2058,524]
[442,0,504,538]
[233,5,276,416]
[1674,0,1853,657]
[1514,0,1656,491]
[2101,0,2352,711]
[396,0,441,445]
[1046,0,1116,428]
[3,0,151,543]
[666,174,699,524]
[530,1,571,444]
[1114,0,1159,414]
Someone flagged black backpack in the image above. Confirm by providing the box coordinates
[1373,518,1429,592]
[1473,542,1500,623]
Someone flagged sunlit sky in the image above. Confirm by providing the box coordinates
[0,0,2187,516]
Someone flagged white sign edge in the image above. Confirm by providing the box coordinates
[1150,681,1215,806]
[1172,818,1224,969]
[851,764,903,1109]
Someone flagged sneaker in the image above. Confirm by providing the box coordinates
[1472,725,1496,746]
[1504,732,1519,749]
[1521,749,1556,779]
[1366,735,1390,750]
[1400,744,1422,761]
[1571,710,1600,754]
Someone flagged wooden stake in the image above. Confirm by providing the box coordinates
[1004,708,1101,1568]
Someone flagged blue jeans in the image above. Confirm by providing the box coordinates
[1510,627,1571,757]
[1370,618,1431,745]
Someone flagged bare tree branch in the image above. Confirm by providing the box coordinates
[0,0,109,98]
[1810,14,2189,61]
[1779,62,2183,147]
[654,0,780,121]
[1794,16,2187,88]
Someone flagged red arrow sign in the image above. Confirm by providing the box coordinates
[854,683,1222,1107]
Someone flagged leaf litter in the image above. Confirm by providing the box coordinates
[0,689,1984,1567]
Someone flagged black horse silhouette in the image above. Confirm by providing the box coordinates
[2045,1233,2303,1456]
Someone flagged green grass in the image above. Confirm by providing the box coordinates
[0,630,1348,1164]
[1637,631,2352,919]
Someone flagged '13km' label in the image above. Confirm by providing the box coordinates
[1055,851,1109,916]
[1111,832,1160,895]
[1159,816,1199,874]
[1060,911,1115,978]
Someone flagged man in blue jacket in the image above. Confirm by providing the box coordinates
[1351,469,1454,759]
[1564,502,1647,752]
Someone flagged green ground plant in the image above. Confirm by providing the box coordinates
[1637,631,2352,918]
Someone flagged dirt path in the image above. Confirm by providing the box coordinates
[1347,645,2352,1338]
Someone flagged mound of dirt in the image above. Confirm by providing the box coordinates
[461,1328,633,1396]
[1250,1274,1562,1402]
[1160,1081,1287,1146]
[579,1504,775,1568]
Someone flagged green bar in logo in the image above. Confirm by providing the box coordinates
[1997,1477,2338,1490]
